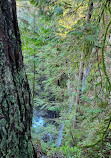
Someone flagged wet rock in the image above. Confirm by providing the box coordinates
[47,152,65,158]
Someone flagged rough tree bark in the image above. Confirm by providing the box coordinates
[0,0,36,157]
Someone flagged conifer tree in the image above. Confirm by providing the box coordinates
[0,0,37,157]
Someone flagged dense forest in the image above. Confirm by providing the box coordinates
[0,0,111,157]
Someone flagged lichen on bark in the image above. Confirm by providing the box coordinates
[0,0,37,157]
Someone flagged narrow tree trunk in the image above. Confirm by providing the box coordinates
[74,2,93,126]
[76,54,84,105]
[33,8,36,101]
[73,54,84,126]
[0,0,36,157]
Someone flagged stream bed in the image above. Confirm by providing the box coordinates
[32,107,59,145]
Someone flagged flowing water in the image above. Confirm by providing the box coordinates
[32,65,92,148]
[82,64,92,92]
[56,123,65,148]
[56,78,73,148]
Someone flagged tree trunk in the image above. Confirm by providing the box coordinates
[0,0,36,157]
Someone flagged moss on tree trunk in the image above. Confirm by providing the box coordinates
[0,0,37,157]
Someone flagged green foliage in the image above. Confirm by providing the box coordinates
[17,0,111,157]
[60,145,81,158]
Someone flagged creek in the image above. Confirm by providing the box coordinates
[32,107,58,144]
[32,65,92,148]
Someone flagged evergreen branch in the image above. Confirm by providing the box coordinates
[78,117,111,148]
[103,116,111,139]
[98,0,110,23]
[78,139,101,148]
[102,19,111,91]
